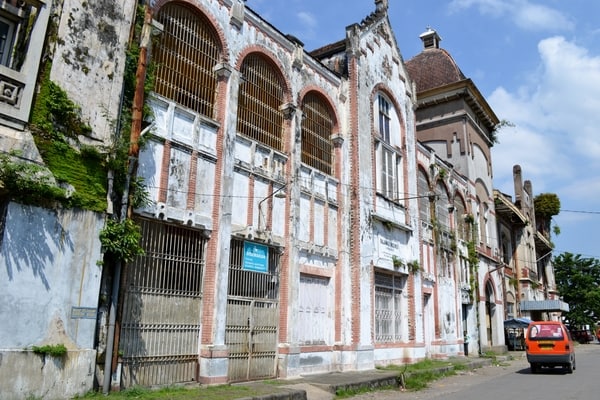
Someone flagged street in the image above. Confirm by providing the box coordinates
[349,344,600,400]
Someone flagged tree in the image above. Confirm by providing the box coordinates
[553,253,600,327]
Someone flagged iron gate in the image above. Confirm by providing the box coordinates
[119,218,206,387]
[226,239,280,382]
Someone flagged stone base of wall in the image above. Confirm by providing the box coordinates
[0,349,96,399]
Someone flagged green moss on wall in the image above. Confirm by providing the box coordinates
[28,63,108,212]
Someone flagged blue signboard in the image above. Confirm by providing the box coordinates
[243,241,269,273]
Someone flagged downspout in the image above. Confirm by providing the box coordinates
[102,3,154,394]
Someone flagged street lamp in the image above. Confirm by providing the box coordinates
[392,191,438,202]
[258,184,287,231]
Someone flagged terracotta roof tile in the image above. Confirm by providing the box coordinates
[406,48,466,92]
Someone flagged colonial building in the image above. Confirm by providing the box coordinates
[130,0,425,385]
[494,165,567,323]
[1,0,560,398]
[405,28,506,353]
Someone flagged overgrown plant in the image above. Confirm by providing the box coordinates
[533,193,560,240]
[392,255,404,268]
[107,3,156,219]
[28,63,107,212]
[407,260,421,274]
[99,218,145,264]
[30,344,67,357]
[0,152,67,206]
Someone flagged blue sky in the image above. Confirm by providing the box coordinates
[247,0,600,259]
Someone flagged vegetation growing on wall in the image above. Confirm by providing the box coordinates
[99,5,156,264]
[107,4,155,218]
[99,218,144,263]
[534,193,560,219]
[533,192,560,241]
[28,63,107,212]
[0,152,67,206]
[31,343,67,357]
[467,240,479,302]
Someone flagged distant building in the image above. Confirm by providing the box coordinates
[406,27,505,353]
[494,166,567,322]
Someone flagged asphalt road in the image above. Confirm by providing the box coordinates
[349,344,600,400]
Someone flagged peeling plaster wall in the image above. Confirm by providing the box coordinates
[0,203,104,399]
[349,17,419,355]
[50,0,137,144]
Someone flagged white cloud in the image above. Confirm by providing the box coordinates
[449,0,509,16]
[514,3,574,31]
[490,35,600,215]
[297,11,317,29]
[449,0,573,32]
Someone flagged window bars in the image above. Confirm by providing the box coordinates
[237,53,285,151]
[154,3,220,118]
[301,92,333,175]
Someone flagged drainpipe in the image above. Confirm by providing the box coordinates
[102,3,154,394]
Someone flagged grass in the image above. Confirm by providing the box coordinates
[76,356,492,399]
[75,383,285,400]
[333,357,478,397]
[375,358,474,392]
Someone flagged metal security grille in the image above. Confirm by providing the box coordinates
[237,53,285,151]
[301,92,333,174]
[374,272,405,343]
[378,95,391,142]
[454,198,467,241]
[154,2,220,118]
[226,239,280,382]
[119,218,206,388]
[417,169,431,222]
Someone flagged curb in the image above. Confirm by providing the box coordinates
[240,357,498,399]
[239,388,307,400]
[326,358,494,395]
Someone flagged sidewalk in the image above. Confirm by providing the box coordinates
[236,356,506,400]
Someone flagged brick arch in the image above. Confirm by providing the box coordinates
[453,189,468,211]
[151,0,230,62]
[416,162,436,192]
[483,275,500,305]
[435,178,451,198]
[370,83,406,139]
[235,46,293,104]
[297,85,340,133]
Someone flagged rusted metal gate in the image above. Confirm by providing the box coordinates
[119,218,206,387]
[226,239,280,382]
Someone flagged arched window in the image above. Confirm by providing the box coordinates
[435,181,450,233]
[453,195,467,241]
[301,92,334,175]
[374,93,403,200]
[154,2,221,118]
[237,53,285,151]
[417,168,431,223]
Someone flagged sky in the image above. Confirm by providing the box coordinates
[247,0,600,260]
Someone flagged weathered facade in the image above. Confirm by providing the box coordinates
[494,166,567,325]
[0,1,137,398]
[405,28,506,353]
[0,0,563,397]
[130,0,424,384]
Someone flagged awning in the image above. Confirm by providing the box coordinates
[504,317,533,328]
[520,300,570,312]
